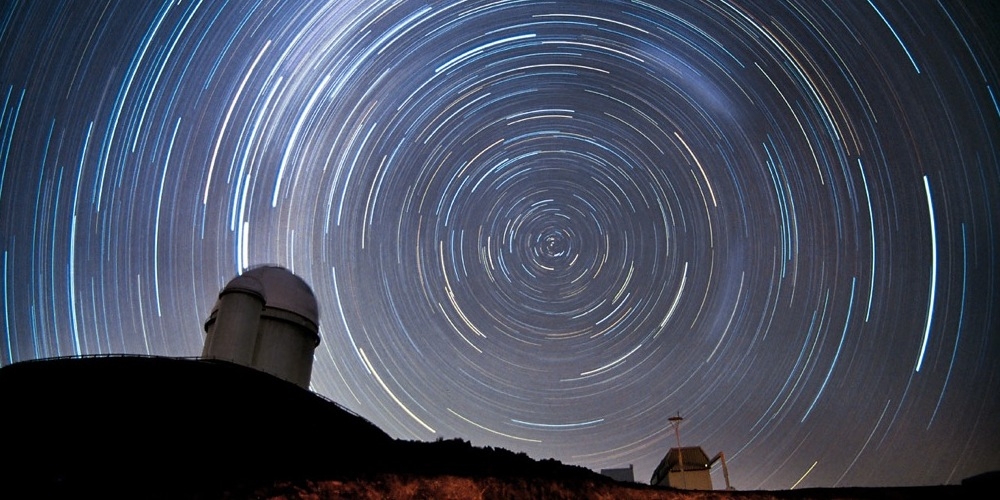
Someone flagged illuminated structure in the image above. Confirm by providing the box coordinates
[650,414,731,490]
[202,265,320,388]
[650,446,715,489]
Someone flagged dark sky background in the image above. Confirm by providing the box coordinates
[1,0,998,489]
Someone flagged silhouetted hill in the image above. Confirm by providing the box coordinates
[1,356,394,494]
[1,356,995,499]
[0,356,609,496]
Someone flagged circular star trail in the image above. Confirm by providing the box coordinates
[1,0,998,489]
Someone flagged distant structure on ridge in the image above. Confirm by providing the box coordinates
[202,265,320,388]
[650,414,731,490]
[599,464,634,482]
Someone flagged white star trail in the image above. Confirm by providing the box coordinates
[0,0,997,489]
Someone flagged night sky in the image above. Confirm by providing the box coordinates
[1,0,998,489]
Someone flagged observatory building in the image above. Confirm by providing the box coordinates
[650,414,731,490]
[202,265,320,388]
[650,446,716,490]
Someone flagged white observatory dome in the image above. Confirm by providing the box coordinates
[212,265,320,330]
[202,265,320,388]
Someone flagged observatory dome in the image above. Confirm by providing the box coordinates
[213,265,319,329]
[202,265,320,388]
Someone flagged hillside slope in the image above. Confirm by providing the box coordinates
[1,357,993,499]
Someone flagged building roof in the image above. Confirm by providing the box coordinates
[214,265,319,327]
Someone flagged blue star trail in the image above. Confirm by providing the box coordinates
[1,0,997,489]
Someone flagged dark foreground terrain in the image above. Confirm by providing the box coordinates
[1,356,994,499]
[228,476,989,500]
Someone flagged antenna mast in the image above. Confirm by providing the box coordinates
[668,413,686,489]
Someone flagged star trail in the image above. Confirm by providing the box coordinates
[1,0,998,489]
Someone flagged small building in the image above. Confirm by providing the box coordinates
[600,464,634,482]
[202,265,320,389]
[650,446,714,490]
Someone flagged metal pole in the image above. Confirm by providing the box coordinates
[719,451,731,490]
[669,414,686,489]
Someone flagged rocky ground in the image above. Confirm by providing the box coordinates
[222,475,981,500]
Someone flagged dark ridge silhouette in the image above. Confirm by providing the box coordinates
[2,356,995,499]
[0,356,612,496]
[0,356,393,493]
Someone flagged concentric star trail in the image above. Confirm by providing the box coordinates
[1,0,997,489]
